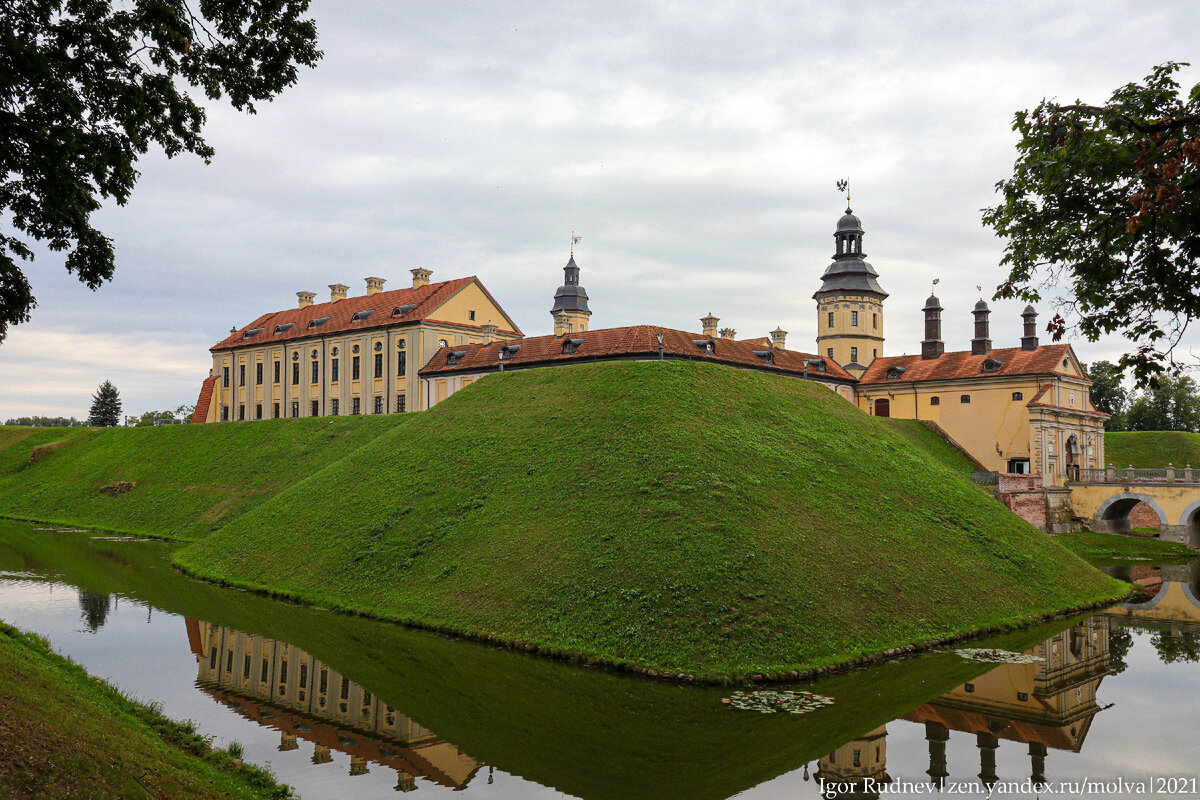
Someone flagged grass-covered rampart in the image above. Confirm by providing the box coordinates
[1106,430,1200,468]
[0,620,291,798]
[0,361,1125,677]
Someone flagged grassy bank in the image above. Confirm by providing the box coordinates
[0,621,291,799]
[1054,529,1196,562]
[1,361,1125,677]
[1106,430,1200,468]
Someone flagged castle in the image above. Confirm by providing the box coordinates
[193,205,1105,488]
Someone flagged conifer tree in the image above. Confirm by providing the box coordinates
[87,381,122,427]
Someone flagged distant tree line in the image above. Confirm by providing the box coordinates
[3,415,87,427]
[5,380,194,428]
[1087,361,1200,432]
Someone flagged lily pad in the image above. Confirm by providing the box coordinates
[722,689,834,715]
[954,647,1044,664]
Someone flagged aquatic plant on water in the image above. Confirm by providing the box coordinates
[722,690,834,715]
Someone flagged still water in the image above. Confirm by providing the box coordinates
[1,520,1198,799]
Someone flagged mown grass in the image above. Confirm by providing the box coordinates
[0,620,292,799]
[1106,431,1200,469]
[159,361,1125,676]
[1054,529,1196,563]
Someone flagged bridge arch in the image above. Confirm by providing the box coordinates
[1094,493,1169,535]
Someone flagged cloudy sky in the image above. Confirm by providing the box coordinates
[2,1,1198,420]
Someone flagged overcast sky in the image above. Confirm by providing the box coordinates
[2,1,1198,420]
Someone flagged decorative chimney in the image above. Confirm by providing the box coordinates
[364,276,386,296]
[971,300,992,355]
[552,309,572,336]
[921,293,944,360]
[297,291,316,309]
[770,326,787,350]
[701,313,719,338]
[481,322,499,343]
[329,283,349,303]
[719,327,736,341]
[410,268,432,288]
[1020,305,1039,351]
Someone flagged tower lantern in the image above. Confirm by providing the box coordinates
[813,200,887,377]
[551,250,591,335]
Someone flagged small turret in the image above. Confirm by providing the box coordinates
[971,300,991,355]
[921,294,944,360]
[1021,305,1039,351]
[700,313,719,338]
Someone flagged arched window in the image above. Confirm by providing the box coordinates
[960,394,971,404]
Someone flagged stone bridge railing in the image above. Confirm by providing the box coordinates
[1075,466,1200,484]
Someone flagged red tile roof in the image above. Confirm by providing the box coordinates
[191,376,218,424]
[210,278,522,352]
[858,344,1077,385]
[418,325,856,383]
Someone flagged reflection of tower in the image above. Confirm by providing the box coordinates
[814,205,887,376]
[815,725,890,798]
[924,721,949,789]
[976,719,1009,789]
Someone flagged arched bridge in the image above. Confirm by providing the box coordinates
[1099,563,1200,634]
[1069,467,1200,547]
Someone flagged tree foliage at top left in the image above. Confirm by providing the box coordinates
[0,0,321,340]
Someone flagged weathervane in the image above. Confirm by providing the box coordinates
[932,277,940,294]
[570,231,582,257]
[836,178,850,207]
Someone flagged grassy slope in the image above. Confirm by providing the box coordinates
[0,416,400,539]
[1106,430,1200,468]
[165,361,1124,676]
[1054,529,1196,562]
[882,419,977,475]
[0,621,290,799]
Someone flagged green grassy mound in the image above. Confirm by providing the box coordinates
[158,361,1122,676]
[0,621,291,799]
[1054,530,1196,563]
[1106,430,1200,468]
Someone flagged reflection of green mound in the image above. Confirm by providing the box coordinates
[162,361,1121,676]
[0,523,1088,800]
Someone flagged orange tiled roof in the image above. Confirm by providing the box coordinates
[418,325,856,383]
[191,376,218,424]
[210,277,522,352]
[904,703,1090,752]
[858,344,1076,385]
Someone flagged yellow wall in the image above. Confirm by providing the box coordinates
[816,292,883,375]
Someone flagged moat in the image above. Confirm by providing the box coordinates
[1,519,1197,800]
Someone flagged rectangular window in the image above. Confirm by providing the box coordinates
[850,346,858,363]
[961,394,971,404]
[827,312,834,327]
[395,394,406,413]
[221,406,229,422]
[261,659,269,683]
[397,351,407,377]
[373,396,383,414]
[290,362,298,385]
[310,360,318,384]
[340,677,350,700]
[226,650,234,673]
[331,358,339,382]
[273,360,280,383]
[352,356,360,380]
[291,401,299,418]
[469,310,476,320]
[331,398,339,416]
[255,403,262,420]
[374,353,383,378]
[930,396,940,405]
[851,311,858,326]
[873,313,878,329]
[319,669,328,694]
[256,362,263,385]
[827,348,834,358]
[243,654,251,680]
[239,364,245,386]
[279,660,288,684]
[209,647,217,669]
[299,663,308,689]
[238,405,245,420]
[1012,391,1024,401]
[872,348,877,358]
[222,366,230,387]
[1017,691,1029,702]
[311,400,319,417]
[273,402,280,419]
[352,397,361,415]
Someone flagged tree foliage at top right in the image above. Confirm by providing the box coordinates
[983,63,1200,384]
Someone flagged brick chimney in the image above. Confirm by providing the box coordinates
[770,326,787,350]
[410,268,432,288]
[297,291,316,309]
[971,300,991,355]
[481,322,499,342]
[1020,305,1039,351]
[364,276,386,296]
[701,313,719,337]
[719,327,736,340]
[329,283,349,303]
[921,293,944,360]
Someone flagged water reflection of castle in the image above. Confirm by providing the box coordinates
[186,618,480,791]
[817,617,1113,799]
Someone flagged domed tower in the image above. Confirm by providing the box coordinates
[814,206,887,376]
[551,254,591,335]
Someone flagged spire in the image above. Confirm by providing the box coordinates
[814,204,887,300]
[551,250,591,335]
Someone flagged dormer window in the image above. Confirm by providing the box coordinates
[804,358,826,372]
[392,304,417,317]
[752,349,774,365]
[981,357,1003,374]
[692,338,716,354]
[885,365,906,380]
[274,322,295,334]
[445,349,467,367]
[351,310,375,322]
[242,328,263,339]
[307,316,330,329]
[562,338,583,355]
[499,343,521,360]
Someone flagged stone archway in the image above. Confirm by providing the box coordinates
[1093,493,1169,535]
[1171,499,1200,548]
